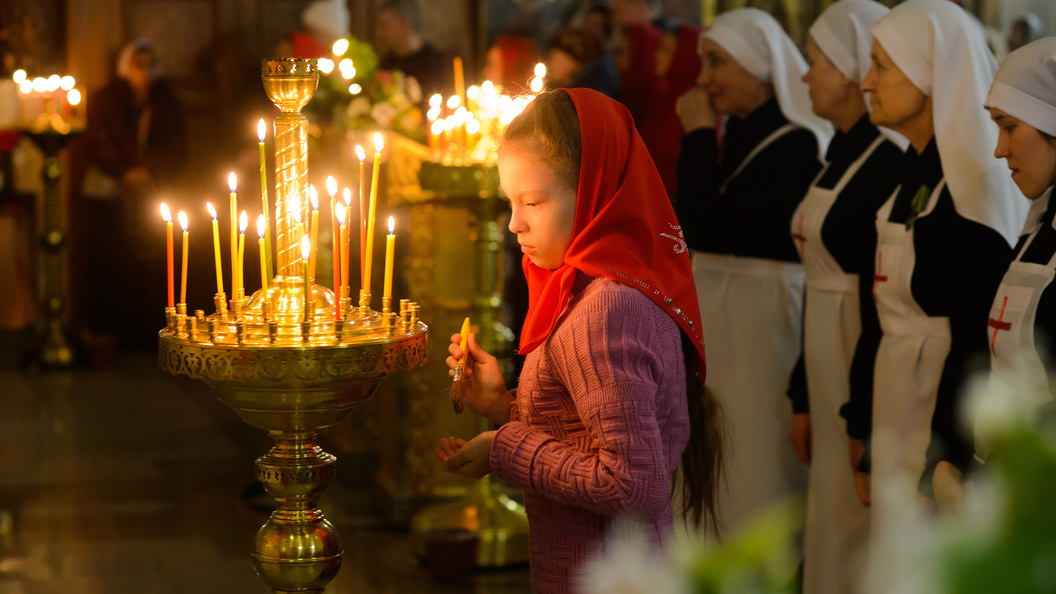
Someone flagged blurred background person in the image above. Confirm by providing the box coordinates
[1007,13,1044,53]
[483,34,537,92]
[545,26,620,99]
[277,0,350,59]
[376,0,453,100]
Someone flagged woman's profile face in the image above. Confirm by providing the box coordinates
[499,147,577,270]
[990,107,1056,199]
[860,39,928,134]
[697,37,769,119]
[801,36,853,124]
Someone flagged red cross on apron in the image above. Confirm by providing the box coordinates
[988,295,1012,355]
[872,252,889,303]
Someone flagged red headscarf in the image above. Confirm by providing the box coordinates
[517,88,706,376]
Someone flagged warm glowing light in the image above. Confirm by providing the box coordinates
[446,95,460,109]
[318,58,334,74]
[46,75,60,92]
[497,95,513,111]
[12,70,25,84]
[326,176,337,198]
[32,77,46,92]
[60,76,75,91]
[430,119,444,135]
[338,58,355,79]
[257,119,266,142]
[444,117,456,132]
[301,236,311,261]
[67,89,82,106]
[332,38,349,57]
[388,216,395,234]
[374,133,384,152]
[292,196,301,222]
[355,145,366,162]
[239,210,248,233]
[228,172,237,192]
[430,94,442,108]
[454,106,468,123]
[529,77,543,93]
[18,80,31,94]
[427,106,440,121]
[348,83,362,94]
[310,188,319,210]
[467,119,480,135]
[207,202,218,219]
[343,187,352,206]
[481,80,495,94]
[160,203,172,222]
[257,214,266,238]
[178,210,188,231]
[535,63,546,78]
[335,202,346,225]
[467,85,480,101]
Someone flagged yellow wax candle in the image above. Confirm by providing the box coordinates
[161,203,174,308]
[335,202,348,291]
[327,176,340,292]
[257,119,273,278]
[228,172,237,296]
[257,214,268,291]
[343,187,352,292]
[364,133,383,297]
[301,236,311,323]
[207,202,224,294]
[307,185,316,237]
[383,216,395,302]
[238,210,247,294]
[356,145,366,285]
[309,191,319,283]
[178,210,188,305]
[453,56,465,104]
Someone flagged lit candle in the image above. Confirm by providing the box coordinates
[383,216,395,303]
[309,190,319,283]
[336,202,348,292]
[363,133,383,298]
[207,202,224,294]
[238,210,247,294]
[343,187,352,293]
[453,57,465,105]
[257,119,272,278]
[430,119,443,157]
[161,203,174,308]
[257,214,268,291]
[327,176,340,292]
[301,235,311,323]
[228,172,237,296]
[178,210,188,305]
[356,145,366,285]
[306,185,316,236]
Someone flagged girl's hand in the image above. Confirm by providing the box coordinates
[849,437,871,507]
[435,431,496,478]
[677,86,717,134]
[447,332,512,424]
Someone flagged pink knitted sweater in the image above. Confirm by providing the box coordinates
[490,273,691,593]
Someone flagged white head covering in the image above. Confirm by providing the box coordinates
[116,39,161,80]
[702,8,833,159]
[302,0,350,41]
[872,0,1027,246]
[809,0,888,84]
[985,37,1056,138]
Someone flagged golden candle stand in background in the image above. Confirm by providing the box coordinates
[158,58,428,594]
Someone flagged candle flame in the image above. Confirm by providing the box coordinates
[178,210,188,231]
[32,77,46,92]
[429,93,442,108]
[374,132,384,153]
[446,95,460,109]
[228,172,237,192]
[318,57,334,74]
[529,76,543,93]
[206,202,217,219]
[60,76,75,91]
[332,38,349,57]
[160,203,171,222]
[301,235,311,261]
[46,75,60,92]
[335,202,346,225]
[343,187,352,206]
[239,210,248,233]
[388,216,395,234]
[326,176,337,198]
[257,119,266,142]
[12,69,25,84]
[18,80,32,94]
[431,119,444,135]
[467,118,481,135]
[310,188,319,210]
[467,85,479,100]
[481,80,495,94]
[67,89,81,106]
[355,145,366,161]
[348,83,362,95]
[257,214,266,238]
[535,62,546,78]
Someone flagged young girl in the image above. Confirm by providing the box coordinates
[435,88,722,593]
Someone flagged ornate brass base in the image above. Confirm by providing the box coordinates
[159,322,427,592]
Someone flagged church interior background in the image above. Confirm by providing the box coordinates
[1,0,1055,592]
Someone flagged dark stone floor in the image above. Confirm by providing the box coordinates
[0,335,533,593]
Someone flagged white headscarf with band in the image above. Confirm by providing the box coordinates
[702,7,832,159]
[985,37,1056,138]
[809,0,888,85]
[872,0,1027,246]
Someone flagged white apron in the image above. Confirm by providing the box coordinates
[794,136,885,594]
[869,180,952,548]
[692,123,808,539]
[976,190,1056,461]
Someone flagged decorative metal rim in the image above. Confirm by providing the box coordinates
[261,57,320,77]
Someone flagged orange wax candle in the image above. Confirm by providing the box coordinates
[383,216,395,302]
[178,210,188,305]
[336,202,348,291]
[257,214,268,291]
[327,176,339,292]
[161,203,174,308]
[364,133,383,298]
[228,172,237,296]
[237,210,247,294]
[207,202,224,294]
[356,145,366,286]
[342,188,352,293]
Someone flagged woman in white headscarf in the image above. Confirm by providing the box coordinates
[794,2,903,592]
[857,0,1027,548]
[675,7,832,539]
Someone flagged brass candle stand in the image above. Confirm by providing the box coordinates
[158,58,428,593]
